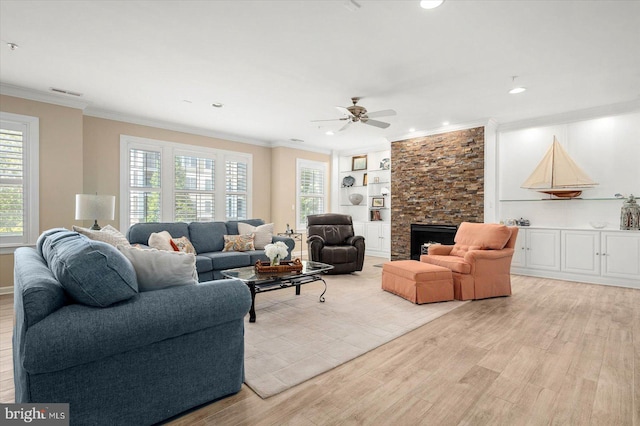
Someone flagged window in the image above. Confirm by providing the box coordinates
[120,135,251,230]
[225,158,248,220]
[0,112,39,251]
[296,159,327,230]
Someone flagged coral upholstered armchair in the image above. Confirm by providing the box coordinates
[420,222,518,300]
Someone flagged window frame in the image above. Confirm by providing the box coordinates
[120,135,252,231]
[296,158,328,231]
[0,112,39,253]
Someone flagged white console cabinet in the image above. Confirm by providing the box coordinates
[512,227,640,289]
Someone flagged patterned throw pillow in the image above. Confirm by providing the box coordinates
[237,222,274,249]
[72,225,131,248]
[223,234,255,252]
[148,231,174,251]
[171,236,196,254]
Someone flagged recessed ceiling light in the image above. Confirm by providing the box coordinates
[442,121,450,126]
[211,103,223,108]
[326,131,335,136]
[7,42,19,51]
[290,138,304,143]
[182,100,192,104]
[420,0,444,9]
[509,76,526,94]
[509,87,526,94]
[409,128,416,132]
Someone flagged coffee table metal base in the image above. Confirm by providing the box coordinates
[246,274,326,322]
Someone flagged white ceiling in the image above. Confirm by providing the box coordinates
[1,0,639,152]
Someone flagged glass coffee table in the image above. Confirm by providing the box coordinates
[221,261,333,323]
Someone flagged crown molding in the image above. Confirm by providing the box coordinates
[83,107,273,147]
[270,140,332,155]
[389,119,491,143]
[0,83,90,110]
[497,99,640,132]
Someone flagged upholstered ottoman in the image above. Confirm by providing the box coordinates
[382,260,454,304]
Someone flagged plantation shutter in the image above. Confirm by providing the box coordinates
[175,155,215,222]
[299,165,325,226]
[225,159,248,220]
[0,123,26,241]
[128,148,162,225]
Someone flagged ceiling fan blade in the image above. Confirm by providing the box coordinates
[338,121,352,132]
[311,117,349,122]
[362,118,391,129]
[365,109,397,119]
[336,106,354,117]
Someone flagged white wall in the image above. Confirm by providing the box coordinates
[497,110,640,229]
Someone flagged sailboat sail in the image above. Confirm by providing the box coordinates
[521,136,598,198]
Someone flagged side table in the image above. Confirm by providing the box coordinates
[278,232,304,260]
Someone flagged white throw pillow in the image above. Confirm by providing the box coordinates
[148,231,174,251]
[238,222,274,249]
[73,225,131,248]
[117,245,198,291]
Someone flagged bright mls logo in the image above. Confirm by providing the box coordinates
[1,404,69,425]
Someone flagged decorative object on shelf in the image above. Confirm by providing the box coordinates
[380,187,390,197]
[370,210,382,221]
[589,221,608,229]
[264,241,289,266]
[372,197,384,207]
[348,193,364,205]
[505,219,517,226]
[374,176,380,183]
[516,218,530,226]
[620,194,640,230]
[352,155,367,171]
[363,173,368,186]
[255,258,303,274]
[380,157,390,170]
[342,175,355,187]
[521,136,598,198]
[75,193,116,230]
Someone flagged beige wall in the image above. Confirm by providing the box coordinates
[0,95,84,287]
[270,146,331,255]
[1,96,330,288]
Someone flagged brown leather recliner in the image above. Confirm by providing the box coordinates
[306,213,365,274]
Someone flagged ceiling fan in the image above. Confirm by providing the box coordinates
[312,97,396,132]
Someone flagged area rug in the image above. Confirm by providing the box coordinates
[243,259,468,398]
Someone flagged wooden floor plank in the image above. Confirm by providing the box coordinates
[1,270,638,425]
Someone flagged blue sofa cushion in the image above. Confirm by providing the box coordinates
[195,255,213,273]
[40,230,138,307]
[188,222,227,253]
[126,222,190,246]
[203,251,252,270]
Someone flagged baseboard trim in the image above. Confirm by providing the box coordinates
[0,286,14,295]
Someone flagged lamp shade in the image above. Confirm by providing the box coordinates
[75,194,116,221]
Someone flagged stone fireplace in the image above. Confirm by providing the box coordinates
[391,127,485,260]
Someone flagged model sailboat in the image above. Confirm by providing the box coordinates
[521,136,598,198]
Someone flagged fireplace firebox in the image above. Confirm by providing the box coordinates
[410,224,458,260]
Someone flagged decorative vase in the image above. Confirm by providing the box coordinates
[620,194,640,230]
[348,193,364,205]
[271,255,280,266]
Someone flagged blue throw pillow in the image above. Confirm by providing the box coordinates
[40,230,138,307]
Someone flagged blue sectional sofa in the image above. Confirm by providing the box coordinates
[13,229,252,425]
[127,219,296,280]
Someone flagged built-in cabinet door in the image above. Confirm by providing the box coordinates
[365,223,382,252]
[511,230,527,268]
[601,232,640,280]
[380,223,391,254]
[561,230,600,276]
[526,229,561,271]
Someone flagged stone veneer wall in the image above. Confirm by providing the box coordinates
[391,127,485,260]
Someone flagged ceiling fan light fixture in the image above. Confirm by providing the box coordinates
[420,0,444,10]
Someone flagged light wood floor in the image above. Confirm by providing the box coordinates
[1,274,638,425]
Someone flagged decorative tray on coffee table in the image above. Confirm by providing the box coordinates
[255,258,303,274]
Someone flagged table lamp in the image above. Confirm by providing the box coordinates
[75,194,116,230]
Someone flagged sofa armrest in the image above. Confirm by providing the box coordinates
[307,235,325,262]
[22,279,251,374]
[427,244,453,255]
[465,248,514,262]
[345,235,364,246]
